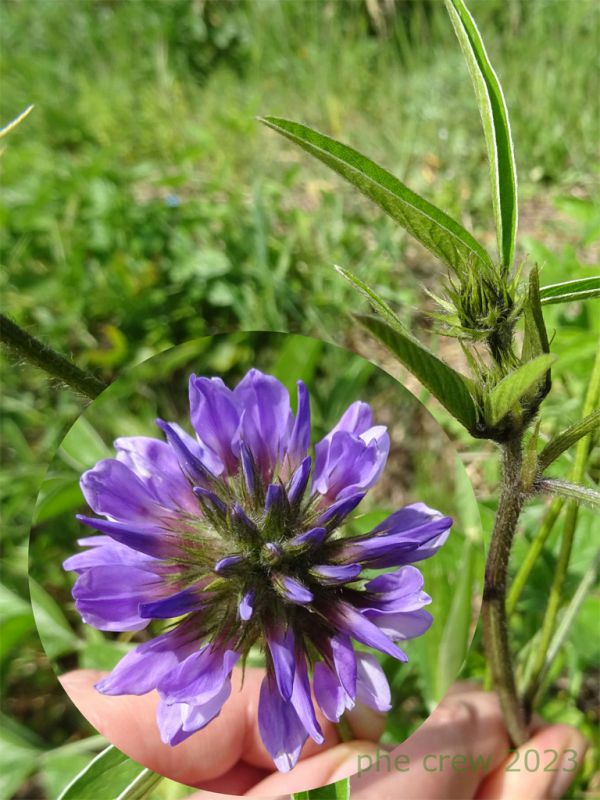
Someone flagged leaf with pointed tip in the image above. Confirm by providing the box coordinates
[445,0,517,269]
[260,116,492,276]
[538,479,600,510]
[539,275,600,305]
[522,267,550,361]
[521,266,551,405]
[335,265,404,331]
[358,314,479,431]
[487,354,556,426]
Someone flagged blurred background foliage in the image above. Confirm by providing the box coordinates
[0,0,598,797]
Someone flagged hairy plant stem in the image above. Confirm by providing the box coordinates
[0,314,105,400]
[483,436,528,746]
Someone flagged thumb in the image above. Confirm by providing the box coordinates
[476,723,588,799]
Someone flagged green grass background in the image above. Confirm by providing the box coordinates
[1,0,598,797]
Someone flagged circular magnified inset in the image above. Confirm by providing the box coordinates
[29,332,483,795]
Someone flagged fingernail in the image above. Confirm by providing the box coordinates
[549,733,589,799]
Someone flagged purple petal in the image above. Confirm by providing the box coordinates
[330,634,357,699]
[239,589,255,621]
[311,563,362,585]
[288,526,327,549]
[360,566,431,614]
[234,369,293,481]
[313,662,347,723]
[138,586,206,619]
[286,381,311,470]
[157,684,233,746]
[330,601,408,661]
[287,456,312,505]
[76,515,177,559]
[96,623,198,695]
[291,650,324,744]
[231,503,258,534]
[181,679,232,733]
[114,437,197,513]
[316,491,365,528]
[327,401,373,437]
[274,574,314,605]
[339,503,452,568]
[158,646,239,705]
[80,459,164,523]
[258,675,307,773]
[265,483,286,515]
[156,700,189,746]
[266,624,295,701]
[189,375,241,475]
[368,608,433,641]
[355,652,392,712]
[193,486,226,514]
[312,428,389,501]
[240,442,256,495]
[214,554,244,574]
[71,565,163,631]
[63,536,158,574]
[156,419,219,487]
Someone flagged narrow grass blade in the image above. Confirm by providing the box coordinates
[436,538,475,697]
[294,778,350,800]
[541,552,599,685]
[57,745,162,800]
[357,314,479,431]
[0,105,34,139]
[260,116,492,275]
[539,275,600,305]
[445,0,518,268]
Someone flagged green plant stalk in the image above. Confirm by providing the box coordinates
[482,436,528,746]
[0,314,105,400]
[523,341,600,712]
[506,497,564,616]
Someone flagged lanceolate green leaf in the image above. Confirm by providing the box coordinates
[445,0,518,269]
[57,745,162,800]
[538,409,600,472]
[260,116,492,276]
[487,354,556,426]
[539,275,600,305]
[294,778,350,800]
[357,314,479,431]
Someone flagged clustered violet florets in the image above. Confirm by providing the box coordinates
[64,368,452,771]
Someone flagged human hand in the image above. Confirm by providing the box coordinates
[60,671,587,799]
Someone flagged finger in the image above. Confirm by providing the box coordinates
[246,741,382,796]
[60,667,339,788]
[476,723,588,800]
[248,686,509,798]
[345,701,387,741]
[347,689,511,799]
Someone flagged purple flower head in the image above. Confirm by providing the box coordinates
[64,368,452,772]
